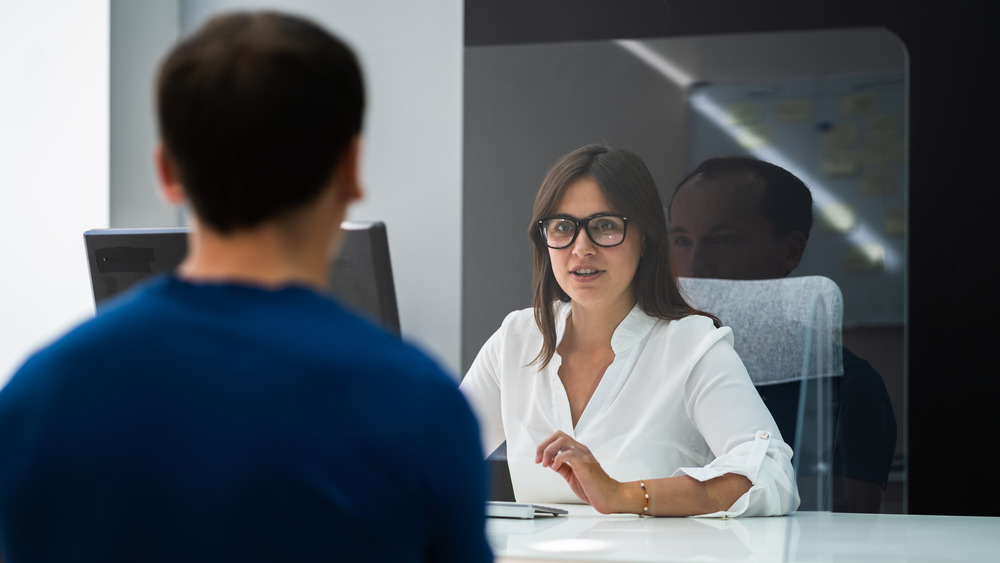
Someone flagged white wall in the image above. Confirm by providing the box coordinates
[0,1,110,386]
[110,0,181,228]
[113,0,466,375]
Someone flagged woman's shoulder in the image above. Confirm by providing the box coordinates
[498,306,537,330]
[482,307,542,350]
[645,313,743,381]
[651,312,733,348]
[498,301,570,329]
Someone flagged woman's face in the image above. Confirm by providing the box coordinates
[547,177,643,316]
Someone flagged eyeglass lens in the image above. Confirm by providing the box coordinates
[542,216,626,248]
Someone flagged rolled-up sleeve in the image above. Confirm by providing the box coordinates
[675,327,800,517]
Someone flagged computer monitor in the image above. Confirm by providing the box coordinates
[83,221,401,333]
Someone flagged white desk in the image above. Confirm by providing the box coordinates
[488,505,1000,562]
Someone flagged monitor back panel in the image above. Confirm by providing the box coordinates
[328,221,400,333]
[85,228,188,308]
[84,222,400,333]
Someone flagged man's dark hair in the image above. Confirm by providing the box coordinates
[156,11,365,233]
[670,156,814,240]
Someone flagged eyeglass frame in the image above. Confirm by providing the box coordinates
[536,213,630,249]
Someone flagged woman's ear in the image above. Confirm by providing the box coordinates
[155,143,185,205]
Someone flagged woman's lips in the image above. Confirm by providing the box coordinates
[570,267,603,280]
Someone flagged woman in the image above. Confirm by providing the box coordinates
[460,144,799,517]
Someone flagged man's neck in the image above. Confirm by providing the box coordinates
[178,220,334,289]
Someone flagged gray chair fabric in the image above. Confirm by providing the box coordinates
[678,276,844,385]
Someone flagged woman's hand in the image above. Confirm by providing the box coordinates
[535,431,636,514]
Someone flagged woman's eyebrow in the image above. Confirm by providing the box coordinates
[550,211,617,220]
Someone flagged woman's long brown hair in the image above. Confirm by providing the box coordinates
[528,143,719,368]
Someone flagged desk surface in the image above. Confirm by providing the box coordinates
[488,505,1000,562]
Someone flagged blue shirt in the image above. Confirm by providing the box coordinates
[0,275,492,562]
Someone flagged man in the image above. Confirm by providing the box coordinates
[668,156,897,513]
[0,12,491,562]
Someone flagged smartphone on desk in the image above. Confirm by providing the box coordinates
[486,501,568,519]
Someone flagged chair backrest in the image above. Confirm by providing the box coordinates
[678,276,843,385]
[678,276,845,511]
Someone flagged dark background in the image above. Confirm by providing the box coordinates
[466,0,1000,517]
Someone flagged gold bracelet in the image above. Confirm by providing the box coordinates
[638,479,649,517]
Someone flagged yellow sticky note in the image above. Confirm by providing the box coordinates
[735,125,771,149]
[821,149,861,177]
[775,99,811,123]
[861,168,896,196]
[844,244,885,273]
[817,203,857,233]
[884,208,906,236]
[866,114,903,147]
[841,91,878,118]
[724,102,760,125]
[862,140,906,166]
[822,123,860,149]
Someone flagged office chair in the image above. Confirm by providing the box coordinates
[679,276,844,511]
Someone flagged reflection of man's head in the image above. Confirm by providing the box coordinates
[667,156,812,280]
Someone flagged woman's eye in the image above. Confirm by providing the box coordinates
[671,237,691,247]
[553,221,574,233]
[594,219,621,232]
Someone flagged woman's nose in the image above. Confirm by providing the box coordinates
[571,229,597,256]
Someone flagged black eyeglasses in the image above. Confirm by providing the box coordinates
[537,213,629,249]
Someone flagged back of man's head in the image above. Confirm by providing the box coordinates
[672,156,813,240]
[156,12,365,233]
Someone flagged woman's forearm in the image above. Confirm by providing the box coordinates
[611,473,752,516]
[535,431,755,516]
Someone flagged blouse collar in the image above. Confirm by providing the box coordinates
[553,301,658,355]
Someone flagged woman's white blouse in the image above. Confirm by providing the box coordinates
[460,302,800,517]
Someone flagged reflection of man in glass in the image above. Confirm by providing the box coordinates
[667,156,896,513]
